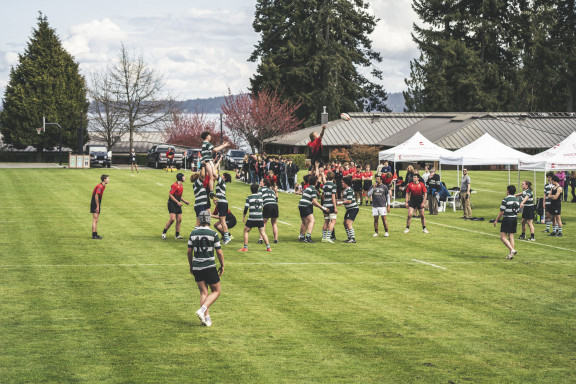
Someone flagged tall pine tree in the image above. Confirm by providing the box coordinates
[249,0,389,126]
[0,13,89,153]
[405,0,529,112]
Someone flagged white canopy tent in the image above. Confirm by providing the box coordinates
[518,131,576,172]
[439,133,532,185]
[379,131,453,162]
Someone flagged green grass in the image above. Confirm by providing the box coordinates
[0,167,574,383]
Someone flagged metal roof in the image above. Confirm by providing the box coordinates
[265,112,576,152]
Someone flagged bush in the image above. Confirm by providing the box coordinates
[348,144,380,169]
[330,148,351,163]
[282,154,306,170]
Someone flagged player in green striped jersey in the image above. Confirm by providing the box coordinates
[494,185,520,259]
[214,172,232,244]
[259,178,279,244]
[516,180,535,241]
[239,184,271,252]
[341,176,359,243]
[188,211,224,327]
[321,172,338,243]
[298,175,329,243]
[200,131,230,199]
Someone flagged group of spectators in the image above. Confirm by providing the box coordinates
[236,154,300,193]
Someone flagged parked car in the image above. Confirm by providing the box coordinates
[224,149,247,170]
[185,148,202,171]
[147,145,185,169]
[85,145,111,168]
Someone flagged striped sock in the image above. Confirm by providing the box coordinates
[322,230,327,240]
[559,227,563,234]
[349,228,355,239]
[553,225,558,233]
[326,230,331,239]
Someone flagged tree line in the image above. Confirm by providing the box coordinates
[404,0,575,112]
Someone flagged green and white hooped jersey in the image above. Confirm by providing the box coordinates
[299,186,317,207]
[245,193,264,221]
[544,183,553,205]
[188,227,221,270]
[193,179,209,207]
[201,141,214,162]
[259,186,277,206]
[500,195,520,217]
[215,176,227,203]
[343,187,358,210]
[322,181,336,208]
[521,188,534,206]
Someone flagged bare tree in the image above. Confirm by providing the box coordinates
[107,43,175,150]
[88,69,128,148]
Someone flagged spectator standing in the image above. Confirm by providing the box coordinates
[547,175,563,237]
[426,168,441,215]
[460,168,472,219]
[129,148,138,173]
[90,174,110,240]
[570,171,576,202]
[286,158,299,193]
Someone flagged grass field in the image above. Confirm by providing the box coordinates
[0,166,575,383]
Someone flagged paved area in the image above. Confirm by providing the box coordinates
[0,163,148,169]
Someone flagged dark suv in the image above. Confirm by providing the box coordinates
[225,149,246,170]
[147,145,185,169]
[85,145,111,168]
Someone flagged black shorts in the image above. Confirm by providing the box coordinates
[168,200,182,215]
[500,217,518,234]
[192,267,220,284]
[167,158,174,166]
[353,182,363,192]
[344,208,359,222]
[409,197,424,209]
[246,219,264,229]
[130,159,137,164]
[522,205,535,220]
[545,204,552,213]
[226,214,237,229]
[363,181,372,191]
[217,202,229,217]
[194,205,209,216]
[90,200,100,214]
[549,204,561,215]
[263,204,279,219]
[299,205,314,218]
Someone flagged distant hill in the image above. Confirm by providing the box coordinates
[178,92,407,114]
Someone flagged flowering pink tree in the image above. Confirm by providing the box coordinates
[222,87,303,153]
[164,110,233,148]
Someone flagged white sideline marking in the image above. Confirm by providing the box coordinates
[156,183,163,186]
[2,260,575,268]
[412,259,447,270]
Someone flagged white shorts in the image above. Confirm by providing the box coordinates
[324,212,337,220]
[372,207,388,216]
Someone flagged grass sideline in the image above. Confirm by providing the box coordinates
[0,167,575,383]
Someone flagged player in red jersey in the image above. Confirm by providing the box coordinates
[362,164,374,206]
[162,173,190,240]
[166,147,176,172]
[307,124,326,172]
[352,166,364,205]
[404,174,428,233]
[90,174,110,239]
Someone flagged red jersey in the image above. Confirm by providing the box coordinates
[92,183,106,201]
[353,172,363,181]
[406,182,427,197]
[362,171,373,180]
[169,182,184,201]
[166,149,174,159]
[307,137,322,155]
[349,166,357,174]
[266,174,278,184]
[342,169,351,177]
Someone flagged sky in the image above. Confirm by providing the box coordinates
[0,0,419,101]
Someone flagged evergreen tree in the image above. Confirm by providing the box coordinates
[0,13,89,153]
[405,0,529,112]
[249,0,389,126]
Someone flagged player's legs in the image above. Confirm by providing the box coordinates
[521,218,527,234]
[382,216,388,233]
[419,207,426,227]
[164,213,176,231]
[219,215,229,236]
[258,227,270,245]
[92,212,99,232]
[243,226,251,246]
[175,213,183,233]
[527,219,534,237]
[271,217,278,241]
[306,214,315,234]
[500,232,514,252]
[406,206,414,227]
[373,216,379,233]
[214,221,224,236]
[261,218,268,241]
